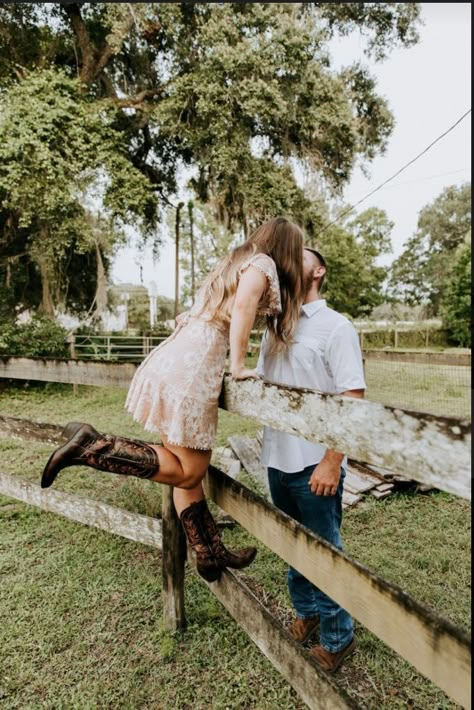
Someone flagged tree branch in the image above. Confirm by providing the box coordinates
[94,12,135,78]
[62,3,97,84]
[62,3,134,85]
[101,88,163,109]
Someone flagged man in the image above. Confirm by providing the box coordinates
[256,247,366,673]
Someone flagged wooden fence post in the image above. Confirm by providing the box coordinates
[67,335,78,396]
[161,486,187,631]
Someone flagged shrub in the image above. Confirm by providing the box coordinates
[0,315,69,358]
[441,243,471,347]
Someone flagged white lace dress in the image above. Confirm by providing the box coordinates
[124,253,281,450]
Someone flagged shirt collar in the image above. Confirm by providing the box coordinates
[301,299,327,318]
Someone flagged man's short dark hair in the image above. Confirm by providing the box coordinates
[304,247,326,291]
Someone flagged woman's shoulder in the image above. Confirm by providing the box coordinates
[240,252,278,281]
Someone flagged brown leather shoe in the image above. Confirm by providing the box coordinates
[287,616,320,643]
[309,636,356,673]
[41,422,159,488]
[195,499,257,570]
[180,502,222,583]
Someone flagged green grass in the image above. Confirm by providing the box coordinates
[364,361,470,418]
[0,383,471,709]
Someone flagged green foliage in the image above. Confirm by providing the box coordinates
[389,183,471,313]
[312,3,421,60]
[361,328,450,350]
[0,3,422,318]
[0,68,156,232]
[0,67,157,315]
[0,315,68,357]
[318,208,393,317]
[440,242,471,347]
[154,3,400,233]
[177,201,240,306]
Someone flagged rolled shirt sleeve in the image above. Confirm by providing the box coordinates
[325,321,366,393]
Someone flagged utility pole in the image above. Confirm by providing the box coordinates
[174,202,184,321]
[188,200,195,304]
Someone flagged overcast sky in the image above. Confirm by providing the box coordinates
[112,2,471,298]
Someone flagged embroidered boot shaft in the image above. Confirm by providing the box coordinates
[41,422,159,488]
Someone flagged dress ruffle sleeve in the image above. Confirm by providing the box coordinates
[238,253,282,316]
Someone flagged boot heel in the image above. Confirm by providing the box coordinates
[61,422,86,440]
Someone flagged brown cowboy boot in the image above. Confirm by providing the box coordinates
[180,503,222,583]
[194,499,257,570]
[41,422,159,488]
[287,615,320,644]
[309,637,356,673]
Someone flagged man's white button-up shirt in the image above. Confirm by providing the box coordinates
[256,299,366,473]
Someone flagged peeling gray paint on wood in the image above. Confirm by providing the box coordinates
[0,473,162,549]
[204,466,472,708]
[220,376,471,500]
[0,356,137,388]
[0,414,62,445]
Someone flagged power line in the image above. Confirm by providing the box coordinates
[318,108,471,235]
[382,167,470,190]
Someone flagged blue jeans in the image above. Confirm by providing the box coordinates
[268,465,353,652]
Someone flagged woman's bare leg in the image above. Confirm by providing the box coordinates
[147,435,211,495]
[173,482,205,517]
[155,436,257,573]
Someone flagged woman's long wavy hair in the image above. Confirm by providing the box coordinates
[196,217,305,350]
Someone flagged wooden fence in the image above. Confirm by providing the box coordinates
[0,357,471,709]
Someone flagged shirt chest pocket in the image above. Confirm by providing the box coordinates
[292,336,330,374]
[291,338,317,370]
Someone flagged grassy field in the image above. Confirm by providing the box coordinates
[363,361,470,418]
[0,382,471,709]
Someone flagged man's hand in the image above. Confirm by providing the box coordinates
[309,457,342,496]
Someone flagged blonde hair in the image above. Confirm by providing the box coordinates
[196,217,305,350]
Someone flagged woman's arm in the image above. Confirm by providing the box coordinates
[229,266,267,379]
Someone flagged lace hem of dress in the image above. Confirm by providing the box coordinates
[125,406,215,451]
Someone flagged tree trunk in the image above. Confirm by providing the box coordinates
[188,201,195,304]
[38,257,55,317]
[94,242,108,318]
[174,202,184,320]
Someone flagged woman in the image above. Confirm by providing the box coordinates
[41,217,305,582]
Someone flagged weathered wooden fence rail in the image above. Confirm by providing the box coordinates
[0,357,471,708]
[0,357,470,499]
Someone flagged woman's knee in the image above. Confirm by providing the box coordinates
[180,467,207,490]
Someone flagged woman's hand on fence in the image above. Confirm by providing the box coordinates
[231,367,262,381]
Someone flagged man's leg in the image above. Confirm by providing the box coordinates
[268,467,319,622]
[289,465,354,654]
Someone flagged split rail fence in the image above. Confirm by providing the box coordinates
[0,356,471,709]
